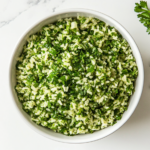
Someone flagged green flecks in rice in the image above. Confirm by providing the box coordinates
[15,16,138,135]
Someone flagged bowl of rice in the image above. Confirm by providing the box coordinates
[9,9,144,143]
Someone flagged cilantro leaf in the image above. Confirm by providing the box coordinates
[56,93,62,100]
[87,65,95,73]
[49,47,57,56]
[59,75,66,85]
[48,71,57,81]
[134,1,150,34]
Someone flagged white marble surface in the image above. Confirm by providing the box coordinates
[0,0,150,149]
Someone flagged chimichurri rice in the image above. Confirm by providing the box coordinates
[15,16,138,135]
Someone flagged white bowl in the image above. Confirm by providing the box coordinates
[9,9,144,143]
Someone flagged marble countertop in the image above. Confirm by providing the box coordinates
[0,0,150,150]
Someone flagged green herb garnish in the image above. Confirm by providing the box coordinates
[134,1,150,34]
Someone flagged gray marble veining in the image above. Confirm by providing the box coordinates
[0,0,65,28]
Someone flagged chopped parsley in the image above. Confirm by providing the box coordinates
[15,16,138,135]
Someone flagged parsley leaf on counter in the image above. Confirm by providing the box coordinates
[134,1,150,34]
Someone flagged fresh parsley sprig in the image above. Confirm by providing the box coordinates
[134,1,150,34]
